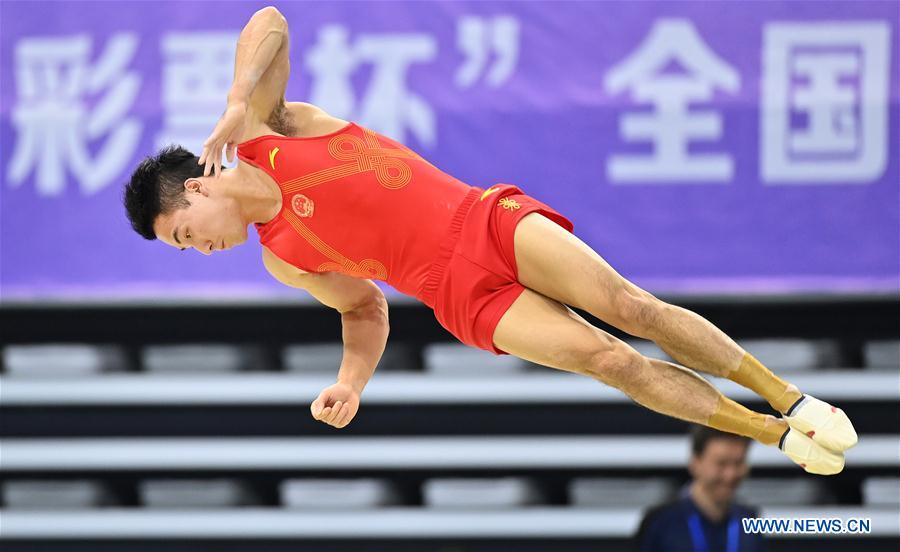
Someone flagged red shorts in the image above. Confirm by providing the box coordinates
[420,184,575,355]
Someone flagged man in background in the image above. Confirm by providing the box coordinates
[635,425,766,551]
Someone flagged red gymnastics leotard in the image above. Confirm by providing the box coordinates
[237,122,574,355]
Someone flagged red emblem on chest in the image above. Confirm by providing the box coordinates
[291,194,315,218]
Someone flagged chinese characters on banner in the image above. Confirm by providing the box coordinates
[605,18,890,185]
[760,22,890,183]
[8,33,142,196]
[0,2,896,299]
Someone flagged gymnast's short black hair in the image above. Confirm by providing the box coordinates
[123,145,222,240]
[691,425,751,457]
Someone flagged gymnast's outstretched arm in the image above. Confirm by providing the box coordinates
[261,246,389,430]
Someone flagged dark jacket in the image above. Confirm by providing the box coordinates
[634,490,767,552]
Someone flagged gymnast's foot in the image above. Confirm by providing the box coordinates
[782,391,858,453]
[778,427,845,475]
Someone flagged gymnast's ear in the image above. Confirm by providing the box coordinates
[184,178,209,195]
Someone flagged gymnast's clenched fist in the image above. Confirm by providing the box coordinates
[310,382,360,429]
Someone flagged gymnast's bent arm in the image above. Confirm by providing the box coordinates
[199,6,291,176]
[262,247,388,428]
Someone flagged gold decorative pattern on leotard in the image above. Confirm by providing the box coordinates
[282,209,388,280]
[272,126,432,280]
[318,259,388,279]
[499,197,521,211]
[282,127,427,193]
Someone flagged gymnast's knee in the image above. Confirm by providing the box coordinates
[584,344,646,390]
[609,287,665,337]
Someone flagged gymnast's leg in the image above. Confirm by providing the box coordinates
[491,287,843,474]
[510,213,857,454]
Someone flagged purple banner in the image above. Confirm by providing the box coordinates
[1,1,898,301]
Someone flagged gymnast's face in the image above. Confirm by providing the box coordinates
[689,438,750,505]
[153,177,249,255]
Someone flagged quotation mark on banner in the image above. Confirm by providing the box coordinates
[455,15,520,88]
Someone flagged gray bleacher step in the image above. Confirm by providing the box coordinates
[1,371,896,405]
[423,343,527,374]
[736,338,840,371]
[863,341,900,370]
[139,479,259,508]
[1,506,898,538]
[2,435,896,470]
[736,477,827,506]
[568,477,674,507]
[862,477,900,506]
[282,343,343,372]
[142,344,255,372]
[423,477,543,508]
[2,479,118,509]
[280,478,401,508]
[283,342,417,372]
[3,344,127,377]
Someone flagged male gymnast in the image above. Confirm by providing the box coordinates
[124,7,857,474]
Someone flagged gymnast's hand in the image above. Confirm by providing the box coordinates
[310,382,360,429]
[198,100,249,178]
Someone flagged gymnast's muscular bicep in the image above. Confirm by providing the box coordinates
[237,6,291,123]
[261,247,386,313]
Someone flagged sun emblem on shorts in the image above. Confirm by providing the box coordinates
[498,197,521,211]
[291,194,314,218]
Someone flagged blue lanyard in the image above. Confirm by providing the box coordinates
[688,512,739,552]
